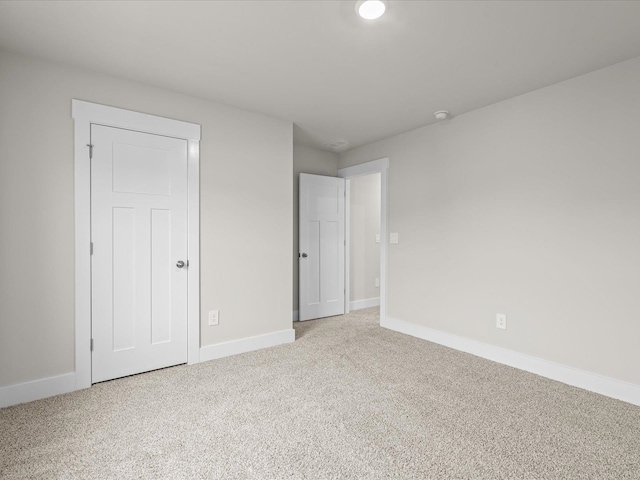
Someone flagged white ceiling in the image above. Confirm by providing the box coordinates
[2,1,640,152]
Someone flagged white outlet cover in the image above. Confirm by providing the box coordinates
[375,278,380,287]
[496,313,507,330]
[390,233,399,244]
[375,234,380,244]
[208,310,219,326]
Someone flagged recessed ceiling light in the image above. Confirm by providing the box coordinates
[356,0,387,20]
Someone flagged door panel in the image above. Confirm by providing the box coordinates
[322,220,340,303]
[299,174,345,321]
[112,143,171,196]
[91,124,188,383]
[112,207,136,351]
[306,220,321,305]
[150,208,172,345]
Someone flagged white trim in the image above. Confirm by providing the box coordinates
[339,157,389,178]
[1,327,294,408]
[73,107,92,392]
[186,140,200,364]
[344,179,351,314]
[293,310,299,322]
[350,297,380,311]
[72,99,201,391]
[72,100,201,140]
[382,316,640,407]
[199,329,296,363]
[0,373,79,408]
[339,158,389,326]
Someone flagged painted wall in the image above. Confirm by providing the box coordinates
[0,51,292,387]
[350,173,381,304]
[292,145,339,315]
[339,56,640,385]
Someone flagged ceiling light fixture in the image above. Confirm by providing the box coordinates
[434,110,450,120]
[356,0,387,20]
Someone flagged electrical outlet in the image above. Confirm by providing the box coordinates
[390,233,399,244]
[208,310,219,326]
[496,313,507,330]
[375,278,380,287]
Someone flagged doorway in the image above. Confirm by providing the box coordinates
[347,172,381,313]
[340,158,389,323]
[73,100,201,389]
[297,158,388,324]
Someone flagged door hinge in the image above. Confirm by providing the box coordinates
[87,144,94,159]
[90,338,94,351]
[90,242,93,255]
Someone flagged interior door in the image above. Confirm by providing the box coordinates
[299,173,345,321]
[91,124,188,383]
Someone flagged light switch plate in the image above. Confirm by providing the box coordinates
[375,234,380,244]
[390,233,399,244]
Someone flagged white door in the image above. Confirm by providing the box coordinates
[91,124,188,383]
[299,174,345,321]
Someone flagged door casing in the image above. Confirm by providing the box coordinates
[72,100,201,390]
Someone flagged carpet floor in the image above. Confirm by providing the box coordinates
[1,307,639,479]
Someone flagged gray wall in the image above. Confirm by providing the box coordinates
[292,145,339,314]
[350,173,381,303]
[0,51,292,387]
[339,56,640,385]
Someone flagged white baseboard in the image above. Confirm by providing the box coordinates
[350,297,380,311]
[2,329,295,408]
[0,372,82,408]
[382,316,640,407]
[200,328,295,363]
[293,310,299,322]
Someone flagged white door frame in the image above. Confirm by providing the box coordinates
[338,158,389,325]
[72,100,201,389]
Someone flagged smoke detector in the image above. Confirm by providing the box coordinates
[325,140,349,151]
[434,110,450,120]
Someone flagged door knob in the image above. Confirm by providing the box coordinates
[176,260,185,268]
[301,253,308,258]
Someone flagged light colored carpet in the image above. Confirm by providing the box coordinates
[1,307,639,479]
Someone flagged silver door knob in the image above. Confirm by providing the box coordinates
[301,253,308,258]
[176,260,185,268]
